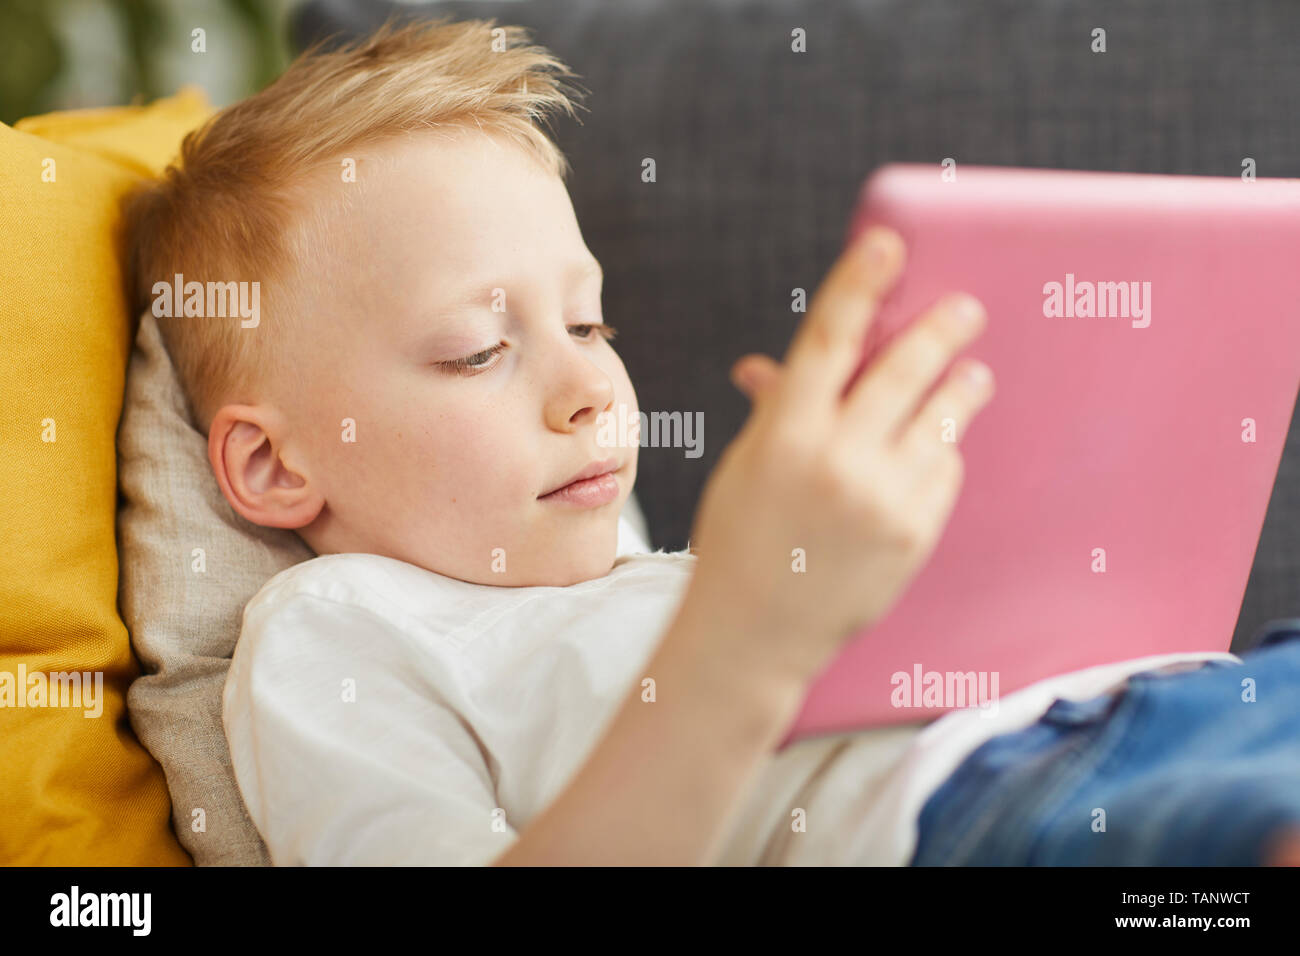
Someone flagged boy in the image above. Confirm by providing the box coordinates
[123,17,1300,865]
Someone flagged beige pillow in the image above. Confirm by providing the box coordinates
[117,311,311,865]
[117,310,651,865]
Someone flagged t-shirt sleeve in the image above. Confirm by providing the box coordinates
[223,590,518,865]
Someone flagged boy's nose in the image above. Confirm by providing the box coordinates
[545,360,616,433]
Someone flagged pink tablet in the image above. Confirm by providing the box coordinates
[779,163,1300,746]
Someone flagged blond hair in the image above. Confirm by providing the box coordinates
[122,15,586,434]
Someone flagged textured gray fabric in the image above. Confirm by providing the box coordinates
[297,0,1300,653]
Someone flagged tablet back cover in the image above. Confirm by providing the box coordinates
[781,164,1300,745]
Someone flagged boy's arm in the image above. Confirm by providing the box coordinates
[491,587,807,866]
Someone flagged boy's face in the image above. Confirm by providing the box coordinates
[214,129,639,586]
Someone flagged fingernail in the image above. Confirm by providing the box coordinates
[951,294,985,324]
[862,228,892,264]
[963,360,991,387]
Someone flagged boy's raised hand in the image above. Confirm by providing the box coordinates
[684,226,995,684]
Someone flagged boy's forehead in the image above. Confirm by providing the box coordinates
[366,126,556,195]
[317,130,573,252]
[287,132,592,327]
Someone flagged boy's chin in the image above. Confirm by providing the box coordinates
[534,549,619,587]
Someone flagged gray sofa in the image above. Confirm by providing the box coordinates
[294,0,1300,654]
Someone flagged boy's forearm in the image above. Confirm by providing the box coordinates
[492,590,808,866]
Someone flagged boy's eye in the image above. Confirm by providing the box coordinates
[438,343,506,376]
[435,324,617,377]
[569,322,618,342]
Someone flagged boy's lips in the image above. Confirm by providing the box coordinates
[540,457,620,497]
[539,457,621,506]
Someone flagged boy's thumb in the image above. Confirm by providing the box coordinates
[730,354,782,400]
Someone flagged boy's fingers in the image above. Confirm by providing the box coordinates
[774,226,906,428]
[844,292,987,443]
[894,357,995,458]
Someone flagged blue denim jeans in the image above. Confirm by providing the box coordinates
[909,620,1300,866]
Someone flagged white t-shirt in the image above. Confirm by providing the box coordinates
[223,513,1240,865]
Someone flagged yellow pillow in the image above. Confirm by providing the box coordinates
[0,87,212,864]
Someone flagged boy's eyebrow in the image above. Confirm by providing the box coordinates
[432,258,604,319]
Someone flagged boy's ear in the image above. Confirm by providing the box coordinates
[208,404,324,530]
